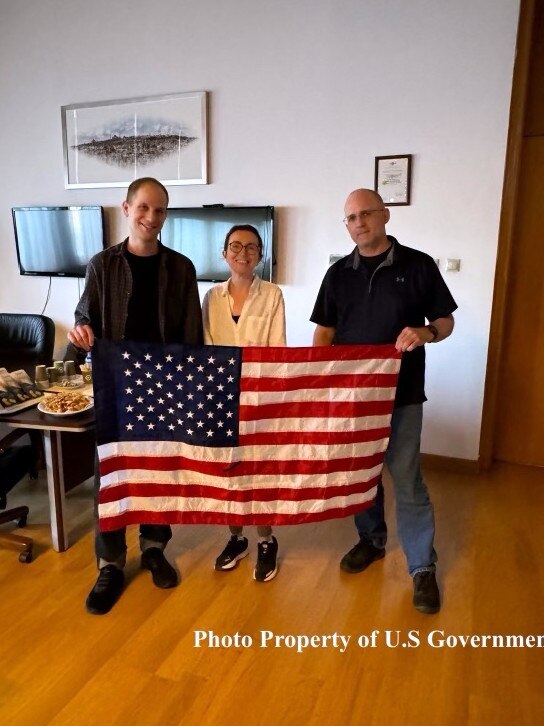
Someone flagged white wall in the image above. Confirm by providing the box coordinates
[0,0,520,460]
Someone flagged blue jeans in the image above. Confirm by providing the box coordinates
[354,403,437,576]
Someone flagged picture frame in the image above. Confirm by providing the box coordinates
[61,91,207,189]
[374,154,412,206]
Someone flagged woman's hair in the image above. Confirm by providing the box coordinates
[223,224,263,259]
[126,177,169,205]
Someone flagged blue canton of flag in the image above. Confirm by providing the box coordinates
[92,339,242,447]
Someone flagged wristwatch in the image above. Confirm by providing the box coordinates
[426,324,439,342]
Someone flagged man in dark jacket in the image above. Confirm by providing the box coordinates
[68,177,203,615]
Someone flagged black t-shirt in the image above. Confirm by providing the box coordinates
[358,246,391,275]
[310,237,458,406]
[124,250,161,342]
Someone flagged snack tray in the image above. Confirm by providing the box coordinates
[0,397,42,416]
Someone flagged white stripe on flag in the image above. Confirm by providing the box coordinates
[98,438,387,463]
[240,386,397,405]
[99,462,385,492]
[239,414,392,434]
[242,358,401,377]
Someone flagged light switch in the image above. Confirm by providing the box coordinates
[329,254,344,266]
[445,258,461,272]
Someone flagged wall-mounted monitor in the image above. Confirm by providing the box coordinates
[12,206,105,277]
[160,205,274,282]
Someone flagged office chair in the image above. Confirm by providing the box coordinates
[0,313,55,376]
[0,312,55,562]
[0,429,36,562]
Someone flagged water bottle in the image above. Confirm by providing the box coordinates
[81,352,93,385]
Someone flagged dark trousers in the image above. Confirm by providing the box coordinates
[93,453,171,566]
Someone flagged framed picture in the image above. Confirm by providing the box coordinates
[61,91,207,189]
[374,154,412,206]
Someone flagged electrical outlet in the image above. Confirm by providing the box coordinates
[445,258,461,272]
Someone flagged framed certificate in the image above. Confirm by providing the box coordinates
[374,154,412,206]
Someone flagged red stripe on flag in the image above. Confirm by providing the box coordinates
[241,344,401,363]
[98,477,378,505]
[99,452,385,478]
[240,372,398,392]
[239,426,392,446]
[239,399,394,421]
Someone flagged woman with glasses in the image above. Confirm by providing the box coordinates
[202,224,286,582]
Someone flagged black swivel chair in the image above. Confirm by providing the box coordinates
[0,432,37,562]
[0,313,56,377]
[0,313,55,562]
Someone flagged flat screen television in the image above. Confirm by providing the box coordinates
[12,206,105,277]
[160,205,275,282]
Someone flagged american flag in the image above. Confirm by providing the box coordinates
[92,339,401,531]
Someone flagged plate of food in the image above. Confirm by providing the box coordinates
[37,391,93,416]
[53,377,85,390]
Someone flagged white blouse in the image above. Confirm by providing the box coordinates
[202,276,286,346]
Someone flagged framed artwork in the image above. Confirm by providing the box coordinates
[61,91,207,188]
[374,154,412,206]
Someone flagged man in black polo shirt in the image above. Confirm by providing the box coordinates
[311,188,457,614]
[68,177,203,615]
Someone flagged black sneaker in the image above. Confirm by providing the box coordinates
[215,535,249,571]
[141,547,179,588]
[413,571,440,614]
[85,565,125,615]
[340,539,385,573]
[254,537,278,582]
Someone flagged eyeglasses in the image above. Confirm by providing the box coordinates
[343,209,385,225]
[228,241,260,255]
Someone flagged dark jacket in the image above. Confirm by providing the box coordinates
[74,239,203,347]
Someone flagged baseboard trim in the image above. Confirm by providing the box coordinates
[421,453,480,475]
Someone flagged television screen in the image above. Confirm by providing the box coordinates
[12,206,105,277]
[160,206,274,282]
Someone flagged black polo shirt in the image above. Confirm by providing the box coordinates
[310,236,458,407]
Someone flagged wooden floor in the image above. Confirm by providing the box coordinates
[1,463,543,725]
